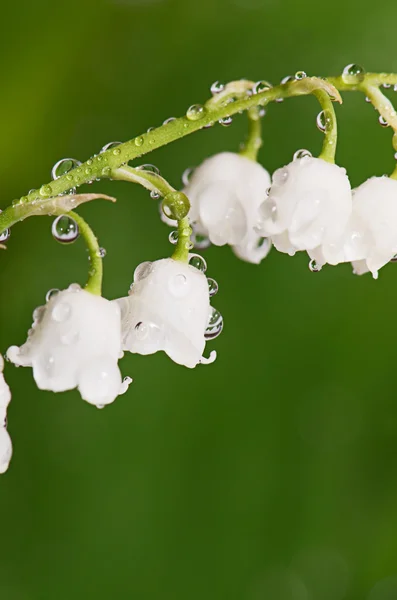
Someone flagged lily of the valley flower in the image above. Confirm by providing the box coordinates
[162,152,272,264]
[0,354,12,473]
[257,155,352,256]
[7,285,129,408]
[116,257,219,368]
[308,176,397,278]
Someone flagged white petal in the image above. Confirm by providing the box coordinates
[0,428,12,474]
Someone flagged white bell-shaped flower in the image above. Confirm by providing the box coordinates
[308,176,397,278]
[0,354,12,474]
[116,257,220,368]
[7,285,128,407]
[347,176,397,278]
[162,152,272,264]
[257,155,352,255]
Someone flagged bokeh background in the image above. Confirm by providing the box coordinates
[1,1,397,598]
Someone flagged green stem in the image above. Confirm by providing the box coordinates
[240,108,263,161]
[69,211,103,295]
[111,165,176,196]
[313,88,338,163]
[10,76,341,206]
[171,217,192,263]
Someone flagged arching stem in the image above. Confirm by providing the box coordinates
[69,211,103,296]
[313,88,338,163]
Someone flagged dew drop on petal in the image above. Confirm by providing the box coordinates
[119,376,133,395]
[46,289,60,302]
[186,104,205,121]
[309,259,322,272]
[134,261,153,282]
[259,198,278,222]
[293,148,312,161]
[189,253,207,272]
[207,277,219,296]
[168,273,189,297]
[51,302,71,323]
[219,116,233,127]
[272,168,289,185]
[52,215,79,244]
[51,158,81,180]
[169,230,179,245]
[205,307,224,340]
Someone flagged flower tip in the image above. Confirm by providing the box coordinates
[200,350,217,365]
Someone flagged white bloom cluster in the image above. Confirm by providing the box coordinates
[162,152,272,264]
[0,354,12,474]
[175,151,397,279]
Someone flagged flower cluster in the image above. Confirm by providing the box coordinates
[164,151,397,279]
[2,256,220,470]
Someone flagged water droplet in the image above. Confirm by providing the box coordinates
[280,75,294,84]
[309,259,322,272]
[51,302,71,322]
[316,110,332,133]
[293,149,312,161]
[168,273,188,297]
[342,63,365,83]
[186,104,205,121]
[40,184,52,197]
[191,231,210,250]
[137,164,160,175]
[210,81,224,94]
[365,96,371,103]
[205,307,223,340]
[383,83,391,88]
[113,147,121,156]
[169,230,179,245]
[46,288,60,302]
[51,158,81,180]
[189,253,207,272]
[102,166,112,177]
[219,116,232,127]
[272,168,289,185]
[134,321,161,342]
[150,189,161,199]
[379,115,389,127]
[97,247,106,258]
[182,167,194,187]
[134,261,153,282]
[100,141,122,153]
[134,136,144,147]
[163,117,176,125]
[119,375,133,394]
[67,283,81,292]
[0,229,10,242]
[260,199,278,222]
[207,277,218,296]
[52,215,79,244]
[96,404,105,410]
[253,80,272,94]
[295,71,307,80]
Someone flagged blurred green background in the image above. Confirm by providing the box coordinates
[1,1,397,599]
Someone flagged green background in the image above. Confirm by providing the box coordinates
[1,1,397,598]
